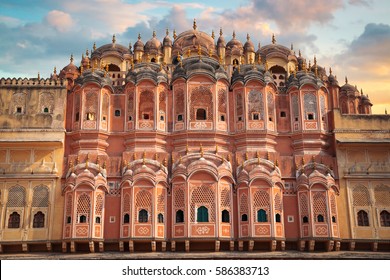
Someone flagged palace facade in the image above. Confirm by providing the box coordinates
[0,22,389,253]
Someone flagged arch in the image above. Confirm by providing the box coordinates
[197,206,209,222]
[33,211,45,228]
[176,210,184,223]
[138,209,148,223]
[123,213,130,224]
[257,209,267,222]
[108,63,120,71]
[357,210,369,226]
[157,213,164,223]
[380,210,390,227]
[275,213,281,223]
[8,212,20,228]
[222,209,230,223]
[241,213,248,222]
[302,216,309,223]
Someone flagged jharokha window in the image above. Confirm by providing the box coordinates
[8,212,20,228]
[33,211,45,228]
[138,209,148,223]
[197,206,209,222]
[380,210,390,227]
[196,108,207,120]
[257,209,267,222]
[357,210,369,226]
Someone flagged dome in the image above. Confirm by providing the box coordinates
[92,35,130,58]
[226,31,243,51]
[340,77,359,96]
[59,55,79,78]
[243,34,255,53]
[172,27,215,55]
[145,31,162,54]
[133,34,145,52]
[163,29,172,47]
[216,29,226,48]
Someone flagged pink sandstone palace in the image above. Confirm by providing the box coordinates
[0,21,390,254]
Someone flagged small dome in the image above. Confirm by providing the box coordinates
[134,34,144,52]
[163,29,172,47]
[92,35,130,59]
[59,55,79,78]
[340,77,359,96]
[217,28,226,48]
[145,31,162,54]
[172,28,215,56]
[226,31,243,50]
[243,34,255,52]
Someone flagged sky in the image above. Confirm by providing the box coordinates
[0,0,389,113]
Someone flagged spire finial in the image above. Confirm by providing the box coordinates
[112,34,116,44]
[38,72,40,80]
[219,28,223,36]
[345,76,348,84]
[53,66,57,74]
[232,30,236,39]
[272,33,276,44]
[329,67,332,75]
[138,33,141,40]
[314,55,317,65]
[299,49,301,57]
[247,33,250,41]
[291,43,293,50]
[385,108,388,114]
[258,42,261,49]
[360,88,363,95]
[142,150,146,165]
[211,30,215,39]
[153,30,156,38]
[70,54,74,63]
[193,18,197,30]
[166,28,169,36]
[86,49,89,57]
[173,29,177,40]
[93,42,96,51]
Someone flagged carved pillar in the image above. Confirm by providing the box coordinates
[62,242,67,253]
[99,241,104,252]
[349,241,355,251]
[230,241,235,251]
[171,241,176,252]
[270,240,277,251]
[215,240,220,252]
[335,241,341,251]
[238,241,244,251]
[151,241,156,252]
[185,240,190,252]
[308,240,315,251]
[119,241,124,252]
[89,241,95,253]
[129,241,134,253]
[46,242,52,252]
[326,240,334,252]
[22,243,28,252]
[298,240,305,251]
[162,241,167,252]
[70,241,76,253]
[280,241,286,251]
[248,240,254,251]
[371,242,378,252]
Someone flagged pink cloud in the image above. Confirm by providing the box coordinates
[45,10,74,32]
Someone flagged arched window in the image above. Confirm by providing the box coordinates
[302,216,309,223]
[380,210,390,227]
[357,210,369,226]
[158,213,164,223]
[123,213,130,224]
[222,210,230,223]
[8,212,20,228]
[241,214,248,222]
[151,58,156,63]
[67,216,71,224]
[275,213,281,223]
[332,216,337,223]
[317,214,324,222]
[176,210,184,223]
[33,211,45,228]
[43,107,49,113]
[257,209,267,222]
[138,209,148,223]
[95,216,101,224]
[79,215,87,223]
[196,108,207,120]
[197,206,209,222]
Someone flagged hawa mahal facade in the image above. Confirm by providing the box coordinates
[0,21,390,253]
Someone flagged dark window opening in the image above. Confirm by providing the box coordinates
[16,107,22,113]
[241,214,248,222]
[233,59,239,65]
[197,206,209,222]
[115,110,121,117]
[357,210,369,226]
[257,209,267,222]
[253,113,259,120]
[295,117,299,121]
[79,215,87,223]
[222,210,230,223]
[67,216,71,224]
[177,114,183,122]
[160,115,164,121]
[332,216,337,223]
[303,216,309,223]
[8,212,20,228]
[75,112,80,121]
[269,117,273,121]
[102,116,107,121]
[279,82,285,87]
[128,116,132,121]
[307,113,314,120]
[123,214,130,224]
[176,210,184,223]
[275,213,281,223]
[43,107,49,113]
[138,209,148,223]
[220,115,225,122]
[157,213,164,223]
[196,108,207,120]
[95,216,101,224]
[272,75,277,79]
[151,58,156,63]
[33,211,45,228]
[143,113,150,120]
[380,210,390,227]
[317,214,324,222]
[86,112,95,120]
[238,116,242,121]
[280,111,286,117]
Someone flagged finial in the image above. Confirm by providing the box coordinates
[360,88,363,95]
[173,29,177,40]
[274,159,279,167]
[314,55,317,65]
[53,66,57,74]
[267,152,270,160]
[93,42,96,51]
[257,54,262,65]
[308,60,311,69]
[299,49,301,57]
[245,152,248,161]
[291,43,293,50]
[112,34,116,44]
[128,42,132,51]
[187,48,191,58]
[80,64,84,74]
[258,42,261,49]
[179,154,182,163]
[272,33,276,44]
[301,157,305,165]
[38,72,40,80]
[247,33,250,41]
[87,60,90,69]
[163,158,167,167]
[86,49,89,57]
[153,30,156,38]
[345,76,348,84]
[219,28,223,36]
[211,30,215,39]
[232,30,236,39]
[219,53,223,64]
[70,54,74,63]
[193,18,197,30]
[166,28,169,36]
[138,33,141,40]
[329,67,332,75]
[177,51,181,63]
[315,65,318,77]
[386,108,388,115]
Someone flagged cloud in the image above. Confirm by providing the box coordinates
[348,0,372,7]
[0,15,22,27]
[45,10,74,32]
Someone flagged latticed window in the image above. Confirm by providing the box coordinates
[66,193,72,224]
[32,186,49,207]
[380,210,390,227]
[33,211,45,228]
[222,210,230,223]
[138,209,148,223]
[7,186,26,207]
[330,193,337,223]
[95,193,104,216]
[374,185,390,206]
[253,190,270,223]
[353,185,370,206]
[197,206,209,222]
[257,209,267,222]
[299,193,309,223]
[313,192,327,223]
[76,193,91,223]
[190,185,215,222]
[247,89,264,120]
[135,190,152,222]
[157,213,164,223]
[240,193,248,221]
[357,210,369,226]
[8,212,20,228]
[176,210,184,223]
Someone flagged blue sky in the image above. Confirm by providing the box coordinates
[0,0,389,113]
